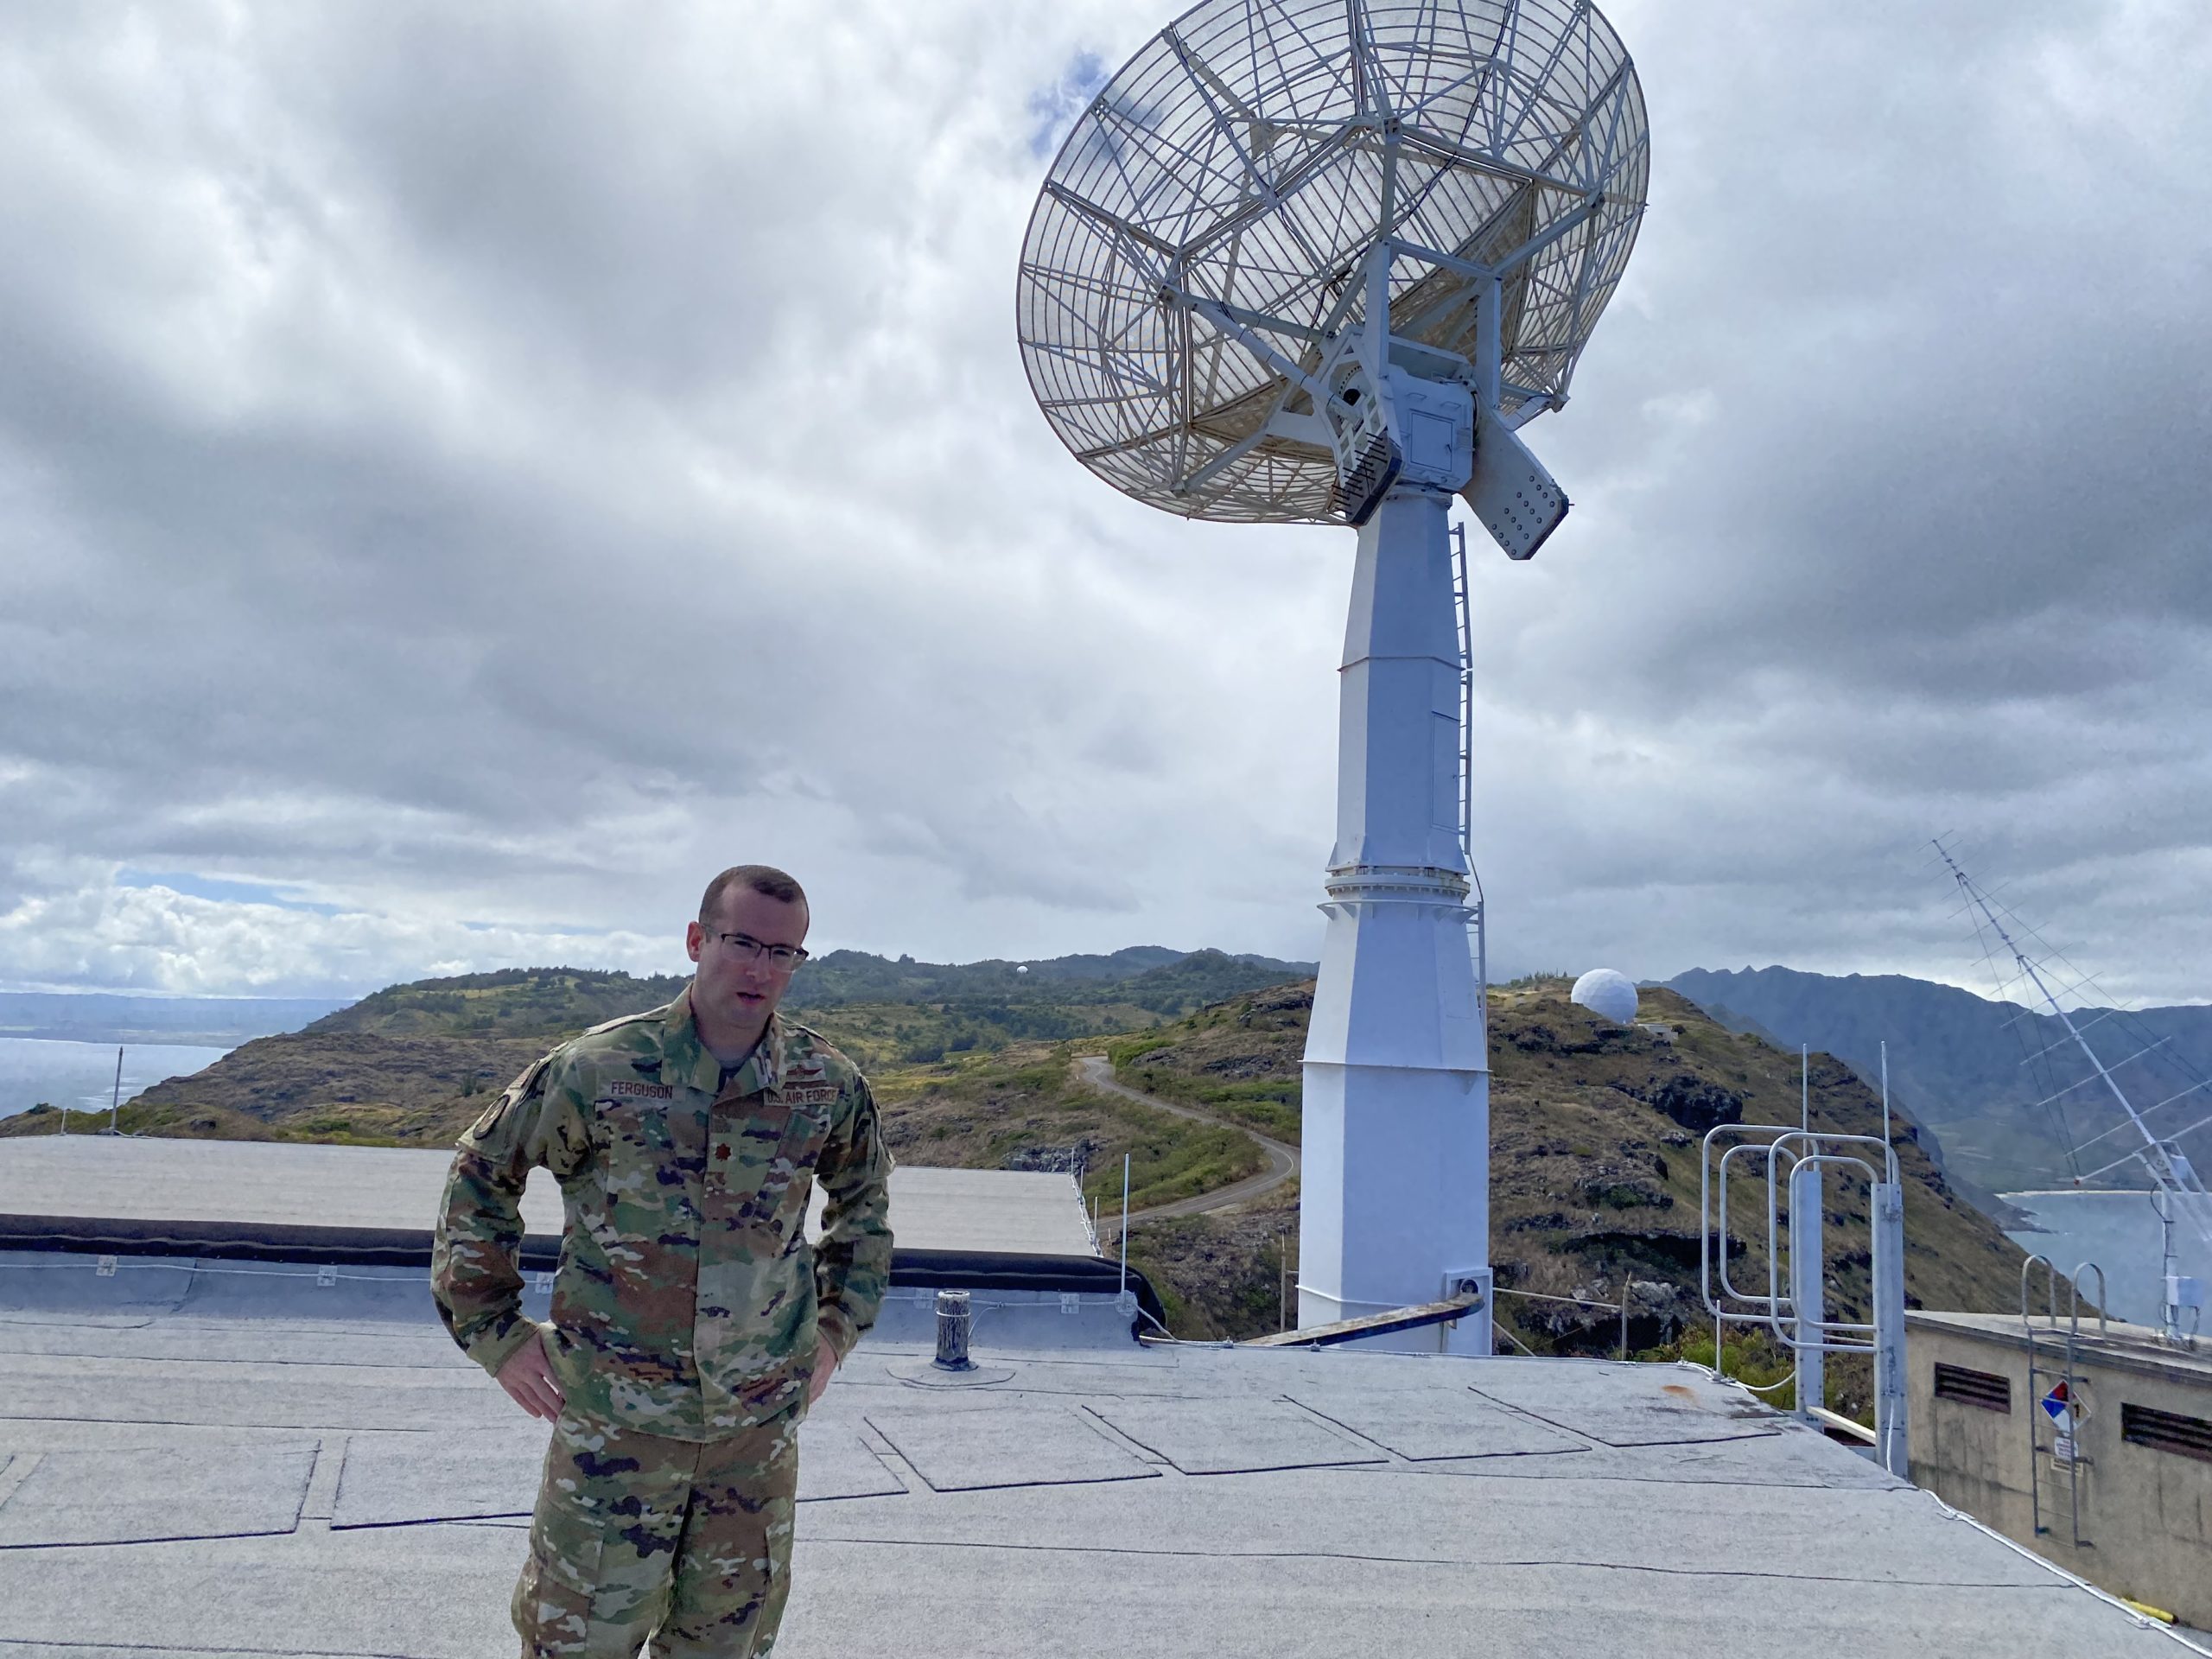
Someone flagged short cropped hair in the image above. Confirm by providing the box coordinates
[699,864,808,922]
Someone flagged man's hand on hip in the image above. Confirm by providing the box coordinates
[806,1334,838,1405]
[496,1329,565,1421]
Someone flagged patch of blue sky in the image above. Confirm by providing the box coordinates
[118,868,345,917]
[1027,50,1109,159]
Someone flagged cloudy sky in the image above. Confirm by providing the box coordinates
[1,0,2207,1005]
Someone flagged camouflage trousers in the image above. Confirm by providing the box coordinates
[513,1408,801,1658]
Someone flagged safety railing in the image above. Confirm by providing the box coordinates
[1700,1123,1910,1478]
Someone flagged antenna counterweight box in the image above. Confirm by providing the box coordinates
[1463,412,1568,560]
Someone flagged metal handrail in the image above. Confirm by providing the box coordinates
[2072,1262,2108,1340]
[1703,1123,1899,1324]
[1764,1149,1882,1354]
[1713,1140,1787,1310]
[2020,1253,2062,1327]
[2018,1254,2109,1339]
[1493,1283,1637,1361]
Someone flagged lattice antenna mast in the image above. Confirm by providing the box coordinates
[1937,843,2212,1259]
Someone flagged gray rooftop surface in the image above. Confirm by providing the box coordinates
[1,1249,2198,1658]
[0,1135,1096,1256]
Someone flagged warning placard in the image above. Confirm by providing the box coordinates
[2042,1380,2074,1436]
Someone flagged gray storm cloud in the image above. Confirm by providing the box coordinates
[0,0,2207,1005]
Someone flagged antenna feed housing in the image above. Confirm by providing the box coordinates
[1329,366,1473,525]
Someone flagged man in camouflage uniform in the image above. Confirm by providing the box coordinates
[432,865,893,1657]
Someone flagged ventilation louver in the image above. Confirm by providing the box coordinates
[2122,1402,2212,1461]
[1932,1363,2011,1413]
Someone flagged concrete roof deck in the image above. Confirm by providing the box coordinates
[0,1135,1099,1258]
[0,1249,2198,1658]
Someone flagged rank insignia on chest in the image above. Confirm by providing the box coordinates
[607,1080,675,1100]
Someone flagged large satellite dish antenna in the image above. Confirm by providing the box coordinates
[1020,0,1646,546]
[1018,0,1648,1351]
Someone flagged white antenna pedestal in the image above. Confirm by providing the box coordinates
[1300,486,1491,1355]
[1016,0,1650,1354]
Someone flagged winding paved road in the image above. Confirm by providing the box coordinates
[1073,1053,1300,1225]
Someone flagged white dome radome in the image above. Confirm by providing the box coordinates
[1571,969,1639,1025]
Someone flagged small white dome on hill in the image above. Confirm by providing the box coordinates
[1571,969,1639,1025]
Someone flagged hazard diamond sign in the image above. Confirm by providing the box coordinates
[2043,1380,2077,1435]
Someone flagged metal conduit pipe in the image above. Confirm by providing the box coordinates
[932,1288,975,1372]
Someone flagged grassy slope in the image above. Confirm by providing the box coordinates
[1106,977,2037,1372]
[0,1033,554,1145]
[0,956,1301,1147]
[2,965,2038,1402]
[870,1046,1262,1216]
[302,951,1312,1059]
[1105,982,1312,1141]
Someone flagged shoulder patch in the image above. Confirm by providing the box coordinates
[582,1002,672,1039]
[466,1052,555,1139]
[509,1052,557,1096]
[562,1003,678,1081]
[784,1022,862,1081]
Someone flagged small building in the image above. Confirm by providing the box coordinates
[1909,1307,2212,1628]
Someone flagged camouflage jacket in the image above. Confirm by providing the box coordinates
[430,989,894,1438]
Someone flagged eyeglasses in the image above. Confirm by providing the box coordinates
[714,931,809,970]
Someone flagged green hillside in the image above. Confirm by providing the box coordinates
[3,956,2042,1406]
[874,1048,1264,1217]
[305,968,686,1039]
[306,948,1312,1051]
[1,950,1311,1146]
[1108,978,2037,1380]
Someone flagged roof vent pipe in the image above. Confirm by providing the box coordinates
[932,1288,975,1371]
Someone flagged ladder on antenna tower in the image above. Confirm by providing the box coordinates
[1939,841,2212,1342]
[1452,522,1487,1039]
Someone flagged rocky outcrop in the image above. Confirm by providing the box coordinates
[1579,1173,1674,1211]
[1634,1072,1744,1135]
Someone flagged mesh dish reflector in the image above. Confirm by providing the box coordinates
[1018,0,1649,526]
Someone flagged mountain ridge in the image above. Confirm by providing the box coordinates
[1666,964,2212,1198]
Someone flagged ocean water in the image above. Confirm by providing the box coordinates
[0,1037,232,1121]
[2003,1187,2212,1327]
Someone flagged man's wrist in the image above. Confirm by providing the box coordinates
[473,1317,541,1379]
[815,1306,859,1365]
